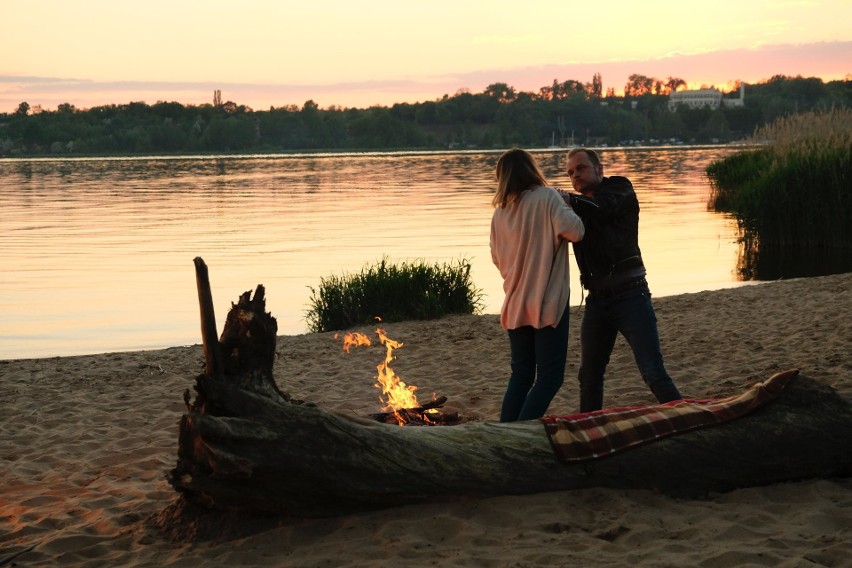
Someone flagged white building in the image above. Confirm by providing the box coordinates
[668,84,745,111]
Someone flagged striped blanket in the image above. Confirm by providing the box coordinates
[540,369,798,463]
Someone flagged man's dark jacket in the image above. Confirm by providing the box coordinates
[566,176,646,291]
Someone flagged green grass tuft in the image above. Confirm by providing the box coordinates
[305,257,484,333]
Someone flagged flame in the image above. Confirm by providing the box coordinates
[337,325,435,425]
[339,331,372,353]
[374,327,420,417]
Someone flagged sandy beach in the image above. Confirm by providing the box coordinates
[2,272,851,567]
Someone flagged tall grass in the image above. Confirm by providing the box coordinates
[305,257,484,333]
[707,108,852,249]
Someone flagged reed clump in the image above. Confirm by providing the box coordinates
[707,108,852,249]
[305,257,484,333]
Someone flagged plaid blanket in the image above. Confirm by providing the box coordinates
[540,369,798,463]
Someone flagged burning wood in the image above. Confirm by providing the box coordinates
[336,328,457,426]
[368,395,460,426]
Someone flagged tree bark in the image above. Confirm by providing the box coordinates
[170,263,852,517]
[193,257,224,379]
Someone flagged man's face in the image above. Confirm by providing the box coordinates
[566,152,603,194]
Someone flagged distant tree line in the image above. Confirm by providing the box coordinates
[1,74,849,156]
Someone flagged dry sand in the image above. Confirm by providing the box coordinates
[2,273,851,567]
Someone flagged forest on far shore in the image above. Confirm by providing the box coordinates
[1,74,850,156]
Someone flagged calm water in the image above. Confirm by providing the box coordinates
[1,147,759,359]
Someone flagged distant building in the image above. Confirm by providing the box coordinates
[668,84,745,111]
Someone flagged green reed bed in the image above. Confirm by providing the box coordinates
[707,108,852,249]
[305,257,484,333]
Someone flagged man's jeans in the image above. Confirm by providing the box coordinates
[501,304,570,422]
[578,283,681,412]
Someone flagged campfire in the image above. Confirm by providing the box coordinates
[335,327,458,426]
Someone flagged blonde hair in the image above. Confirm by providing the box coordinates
[492,148,548,208]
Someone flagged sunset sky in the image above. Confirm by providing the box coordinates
[2,0,850,113]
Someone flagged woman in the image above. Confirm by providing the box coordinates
[490,148,585,421]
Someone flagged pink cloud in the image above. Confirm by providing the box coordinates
[445,41,852,96]
[1,41,849,112]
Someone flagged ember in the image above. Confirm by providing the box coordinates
[336,328,458,426]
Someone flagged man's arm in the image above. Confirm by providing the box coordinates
[556,188,598,208]
[563,192,599,215]
[559,177,633,220]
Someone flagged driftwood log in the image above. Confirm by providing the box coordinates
[169,259,852,517]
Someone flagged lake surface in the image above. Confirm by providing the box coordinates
[0,147,785,359]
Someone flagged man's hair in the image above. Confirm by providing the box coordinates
[567,147,602,169]
[492,148,548,208]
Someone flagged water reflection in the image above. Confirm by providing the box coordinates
[0,147,844,359]
[738,236,852,280]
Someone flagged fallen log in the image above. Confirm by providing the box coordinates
[169,260,852,517]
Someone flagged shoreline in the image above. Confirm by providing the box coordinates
[0,142,761,163]
[1,281,763,364]
[1,272,850,566]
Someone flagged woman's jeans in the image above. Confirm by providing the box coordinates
[578,283,681,412]
[501,304,570,422]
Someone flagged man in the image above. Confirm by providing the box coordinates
[561,148,681,412]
